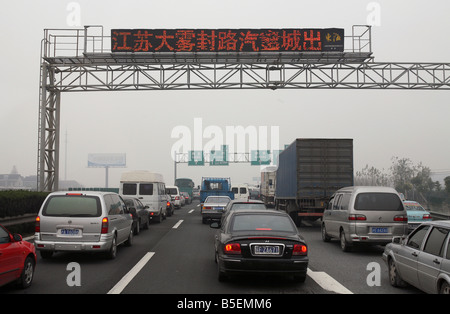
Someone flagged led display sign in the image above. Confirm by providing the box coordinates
[111,28,344,53]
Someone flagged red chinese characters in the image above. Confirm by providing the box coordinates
[111,28,344,53]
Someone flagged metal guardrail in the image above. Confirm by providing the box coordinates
[430,211,450,221]
[0,214,37,227]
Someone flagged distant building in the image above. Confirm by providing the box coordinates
[0,166,83,191]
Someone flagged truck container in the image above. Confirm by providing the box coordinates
[200,177,234,203]
[275,138,353,226]
[260,166,277,208]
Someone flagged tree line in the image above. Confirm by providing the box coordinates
[355,157,450,206]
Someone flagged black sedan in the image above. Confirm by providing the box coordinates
[123,197,150,235]
[211,209,308,282]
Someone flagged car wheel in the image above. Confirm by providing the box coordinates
[134,221,140,235]
[388,258,406,287]
[321,223,331,242]
[143,217,149,230]
[440,281,450,294]
[18,256,35,289]
[340,230,351,252]
[125,228,133,247]
[107,236,117,259]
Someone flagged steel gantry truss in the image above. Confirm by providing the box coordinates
[38,25,450,191]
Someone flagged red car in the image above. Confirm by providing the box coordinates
[0,224,36,288]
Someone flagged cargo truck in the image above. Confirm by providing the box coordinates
[200,177,234,204]
[260,166,277,208]
[275,138,354,226]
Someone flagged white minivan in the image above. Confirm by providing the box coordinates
[166,186,182,209]
[119,171,167,223]
[231,185,250,201]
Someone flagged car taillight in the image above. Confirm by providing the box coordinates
[175,196,179,200]
[348,214,366,221]
[224,243,241,255]
[101,217,109,234]
[423,214,432,220]
[35,216,40,232]
[203,206,212,210]
[394,215,408,222]
[293,244,307,256]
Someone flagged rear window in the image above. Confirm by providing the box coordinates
[205,197,230,204]
[43,195,101,217]
[354,193,403,211]
[231,214,296,233]
[231,203,266,210]
[139,184,153,195]
[404,203,426,212]
[122,183,137,195]
[166,188,178,195]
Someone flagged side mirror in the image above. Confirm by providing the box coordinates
[210,222,221,229]
[128,207,137,215]
[392,236,403,244]
[13,234,23,242]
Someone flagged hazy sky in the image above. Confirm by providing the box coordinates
[1,0,449,188]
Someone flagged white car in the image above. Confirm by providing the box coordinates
[166,186,182,209]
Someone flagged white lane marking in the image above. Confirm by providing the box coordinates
[307,268,353,294]
[197,204,201,207]
[188,209,194,214]
[108,252,155,294]
[172,220,184,229]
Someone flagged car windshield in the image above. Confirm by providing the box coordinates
[231,214,296,233]
[43,195,101,217]
[231,203,266,210]
[205,197,230,204]
[0,226,10,244]
[354,193,403,211]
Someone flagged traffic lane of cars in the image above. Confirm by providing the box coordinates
[119,204,321,294]
[1,202,192,294]
[2,198,422,294]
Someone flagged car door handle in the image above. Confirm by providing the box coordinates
[412,252,418,257]
[433,259,441,265]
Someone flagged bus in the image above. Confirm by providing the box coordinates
[175,178,195,198]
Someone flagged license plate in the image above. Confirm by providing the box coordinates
[213,207,223,210]
[59,228,81,236]
[253,245,280,255]
[371,227,388,234]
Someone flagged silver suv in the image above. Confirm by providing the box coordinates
[321,186,408,252]
[34,191,133,259]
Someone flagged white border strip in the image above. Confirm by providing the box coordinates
[307,268,353,294]
[108,252,155,294]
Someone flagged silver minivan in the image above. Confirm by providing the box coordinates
[321,186,408,252]
[34,191,133,259]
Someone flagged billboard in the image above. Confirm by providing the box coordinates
[111,28,344,53]
[88,153,126,168]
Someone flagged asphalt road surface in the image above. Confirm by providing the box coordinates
[1,200,422,295]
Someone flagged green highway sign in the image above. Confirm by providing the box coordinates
[188,151,204,166]
[210,145,229,166]
[250,150,271,165]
